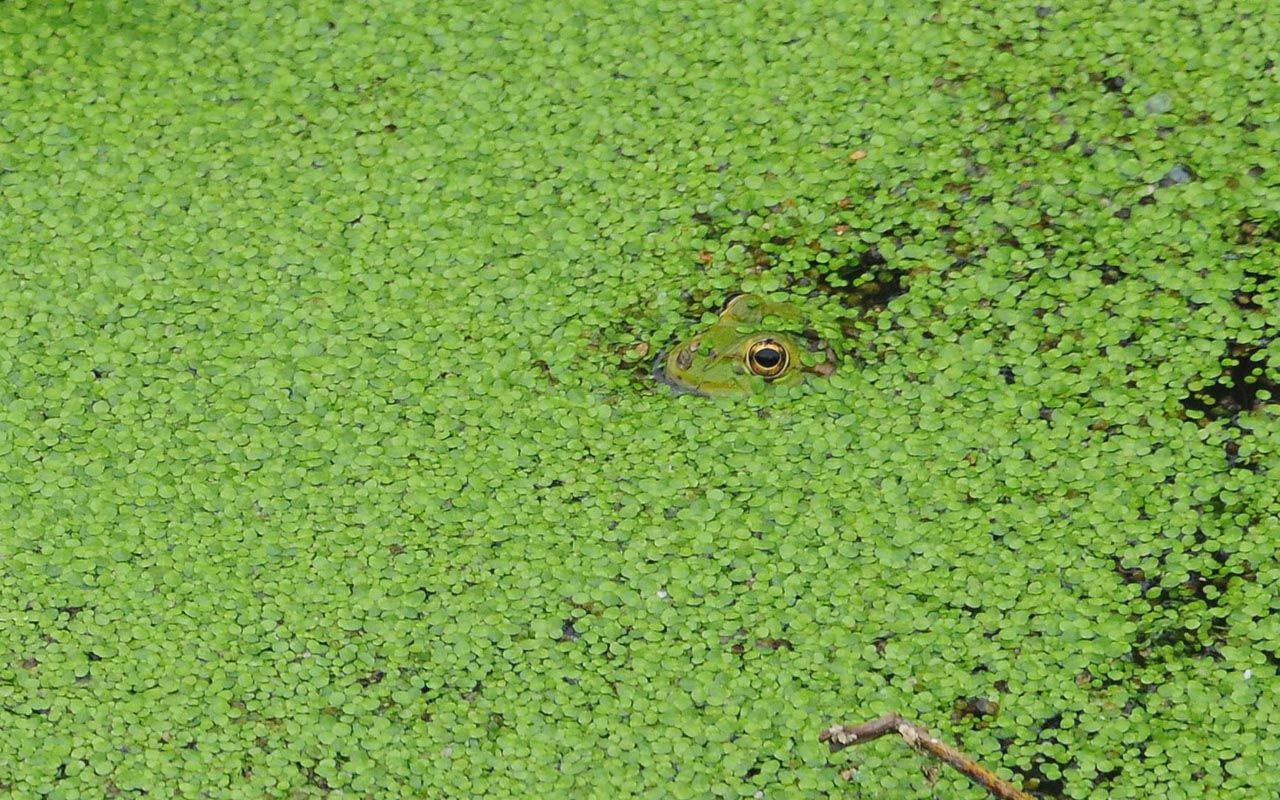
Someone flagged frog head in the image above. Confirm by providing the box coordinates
[654,293,837,396]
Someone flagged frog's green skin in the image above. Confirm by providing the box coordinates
[654,294,837,396]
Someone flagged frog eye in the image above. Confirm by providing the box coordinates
[746,339,789,379]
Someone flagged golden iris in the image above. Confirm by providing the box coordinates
[746,338,789,378]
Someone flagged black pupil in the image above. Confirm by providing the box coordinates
[753,347,782,368]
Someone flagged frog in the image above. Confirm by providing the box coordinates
[654,293,837,396]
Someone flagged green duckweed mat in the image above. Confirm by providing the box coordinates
[2,1,1278,797]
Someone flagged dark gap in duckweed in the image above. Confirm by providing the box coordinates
[296,761,333,791]
[1114,540,1254,667]
[1233,279,1271,313]
[357,669,385,687]
[57,604,86,619]
[1091,765,1126,789]
[1233,214,1280,246]
[692,201,914,311]
[559,617,582,642]
[1263,648,1280,672]
[992,721,1077,798]
[612,295,674,379]
[1004,707,1135,797]
[1011,756,1070,799]
[690,209,723,239]
[1156,164,1197,189]
[756,636,794,651]
[1132,621,1232,667]
[1097,262,1127,285]
[1099,74,1126,93]
[819,250,906,310]
[950,696,999,727]
[1180,339,1279,424]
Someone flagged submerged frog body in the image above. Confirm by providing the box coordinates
[655,293,837,396]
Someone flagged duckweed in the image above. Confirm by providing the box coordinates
[1,0,1277,797]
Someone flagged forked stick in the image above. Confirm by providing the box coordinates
[820,713,1033,800]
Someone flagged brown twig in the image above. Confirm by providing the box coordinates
[820,713,1033,800]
